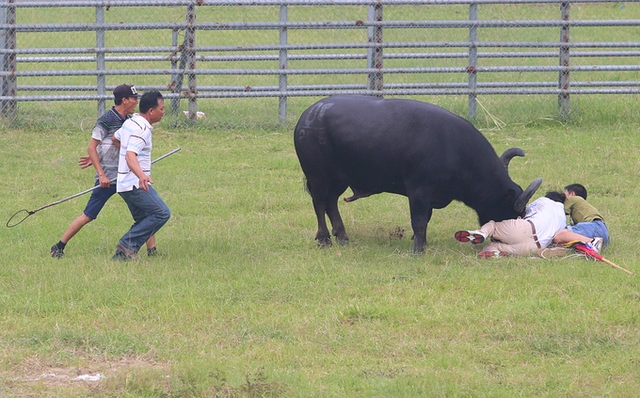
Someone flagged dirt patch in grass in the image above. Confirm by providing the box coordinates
[4,355,170,395]
[5,357,288,397]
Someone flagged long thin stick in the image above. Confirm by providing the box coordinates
[599,256,634,276]
[150,147,181,164]
[6,147,181,228]
[38,147,181,213]
[574,243,634,276]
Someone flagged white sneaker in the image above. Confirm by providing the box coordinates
[478,250,507,259]
[589,237,603,254]
[454,230,486,245]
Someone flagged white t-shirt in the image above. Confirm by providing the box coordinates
[525,197,566,247]
[115,114,153,193]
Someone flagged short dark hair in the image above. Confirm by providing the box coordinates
[139,90,164,114]
[545,191,566,203]
[564,183,587,199]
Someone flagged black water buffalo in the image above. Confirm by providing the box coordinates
[293,95,541,253]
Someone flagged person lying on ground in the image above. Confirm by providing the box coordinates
[454,191,601,258]
[561,183,609,246]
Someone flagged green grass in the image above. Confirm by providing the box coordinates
[2,2,640,396]
[2,97,640,396]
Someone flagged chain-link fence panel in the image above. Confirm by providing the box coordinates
[1,0,639,131]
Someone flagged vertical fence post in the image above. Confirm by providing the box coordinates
[0,0,5,115]
[367,2,383,96]
[1,0,16,119]
[186,1,197,120]
[96,4,106,116]
[468,2,478,119]
[558,1,571,118]
[170,28,183,114]
[278,4,288,124]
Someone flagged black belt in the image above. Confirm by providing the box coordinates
[527,220,542,249]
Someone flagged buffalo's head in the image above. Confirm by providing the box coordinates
[476,148,542,225]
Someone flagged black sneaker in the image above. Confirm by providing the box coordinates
[50,244,64,258]
[147,247,158,257]
[112,243,138,261]
[111,251,129,261]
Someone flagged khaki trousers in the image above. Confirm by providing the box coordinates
[480,219,539,256]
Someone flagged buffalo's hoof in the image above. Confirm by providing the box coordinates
[411,244,426,254]
[317,237,332,247]
[336,236,349,246]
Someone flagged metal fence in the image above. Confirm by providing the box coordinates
[1,0,639,125]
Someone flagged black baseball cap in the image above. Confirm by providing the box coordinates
[113,84,138,101]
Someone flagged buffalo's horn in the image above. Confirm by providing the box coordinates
[514,177,543,213]
[500,147,525,170]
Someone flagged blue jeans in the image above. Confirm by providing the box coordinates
[118,186,170,253]
[568,220,610,246]
[83,182,117,219]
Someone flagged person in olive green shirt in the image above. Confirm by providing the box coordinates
[562,183,609,246]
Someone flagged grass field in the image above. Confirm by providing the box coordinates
[1,93,640,396]
[2,2,640,396]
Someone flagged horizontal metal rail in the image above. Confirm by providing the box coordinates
[2,19,640,32]
[3,41,640,56]
[18,79,640,91]
[16,80,640,93]
[4,65,640,78]
[1,0,631,7]
[3,87,640,102]
[14,50,640,63]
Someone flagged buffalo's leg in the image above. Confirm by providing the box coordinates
[310,192,332,247]
[407,194,433,253]
[326,186,349,245]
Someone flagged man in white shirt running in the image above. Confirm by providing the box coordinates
[112,90,170,260]
[50,84,157,258]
